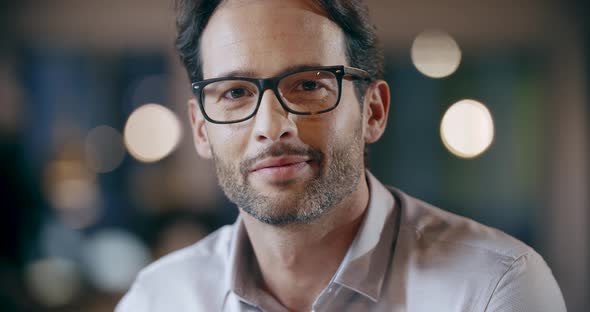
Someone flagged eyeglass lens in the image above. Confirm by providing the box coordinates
[201,70,339,122]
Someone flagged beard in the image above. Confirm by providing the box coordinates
[212,122,364,226]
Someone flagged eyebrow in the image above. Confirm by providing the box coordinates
[212,63,324,79]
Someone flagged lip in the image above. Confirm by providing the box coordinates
[250,155,311,172]
[249,155,314,182]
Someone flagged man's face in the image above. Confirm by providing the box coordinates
[193,0,366,225]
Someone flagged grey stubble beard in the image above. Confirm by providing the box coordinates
[212,123,364,226]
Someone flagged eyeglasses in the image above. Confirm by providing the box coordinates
[191,65,370,124]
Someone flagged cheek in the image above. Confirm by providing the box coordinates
[338,81,364,131]
[296,122,331,151]
[207,124,250,162]
[293,116,347,156]
[331,88,364,137]
[293,88,363,152]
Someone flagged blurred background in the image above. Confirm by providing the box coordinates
[0,0,588,311]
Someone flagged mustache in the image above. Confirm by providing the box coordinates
[239,143,323,175]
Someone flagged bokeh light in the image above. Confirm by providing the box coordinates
[84,125,126,173]
[411,29,462,78]
[124,104,182,163]
[44,159,101,229]
[82,229,151,292]
[51,177,97,211]
[40,219,84,261]
[440,99,495,158]
[25,258,82,308]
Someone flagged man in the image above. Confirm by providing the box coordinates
[117,0,566,311]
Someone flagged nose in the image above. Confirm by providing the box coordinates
[252,89,298,143]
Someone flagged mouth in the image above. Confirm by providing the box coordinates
[250,156,311,171]
[249,156,315,182]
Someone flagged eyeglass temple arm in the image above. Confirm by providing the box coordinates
[343,66,371,81]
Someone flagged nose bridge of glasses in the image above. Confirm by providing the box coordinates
[257,78,287,112]
[252,77,297,140]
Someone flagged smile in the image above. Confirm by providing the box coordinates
[250,156,314,182]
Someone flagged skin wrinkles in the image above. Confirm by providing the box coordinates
[201,6,343,80]
[204,38,344,80]
[205,33,340,61]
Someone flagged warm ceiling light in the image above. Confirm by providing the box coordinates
[124,104,182,163]
[411,29,462,78]
[440,99,495,158]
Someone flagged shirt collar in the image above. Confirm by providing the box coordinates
[332,171,397,302]
[224,171,398,304]
[226,215,261,307]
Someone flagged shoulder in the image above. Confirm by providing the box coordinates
[116,224,235,312]
[140,223,234,280]
[390,186,531,260]
[388,187,566,311]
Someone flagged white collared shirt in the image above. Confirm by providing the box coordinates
[117,172,566,311]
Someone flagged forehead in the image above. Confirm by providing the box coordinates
[200,0,347,79]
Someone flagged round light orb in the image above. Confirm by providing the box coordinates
[411,29,462,78]
[440,99,495,158]
[124,104,182,163]
[40,220,84,260]
[44,160,101,229]
[25,258,81,307]
[84,125,126,173]
[82,229,151,292]
[51,177,100,229]
[51,177,97,212]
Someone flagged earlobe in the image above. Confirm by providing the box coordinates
[188,99,213,159]
[363,80,391,144]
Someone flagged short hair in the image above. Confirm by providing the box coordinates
[174,0,384,100]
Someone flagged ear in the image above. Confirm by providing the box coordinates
[188,99,213,159]
[362,80,391,144]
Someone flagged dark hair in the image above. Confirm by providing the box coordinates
[174,0,384,100]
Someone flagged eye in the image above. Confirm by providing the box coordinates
[298,80,322,91]
[224,88,250,99]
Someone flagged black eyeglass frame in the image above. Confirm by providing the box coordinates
[191,65,371,124]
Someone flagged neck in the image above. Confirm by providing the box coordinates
[240,172,370,311]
